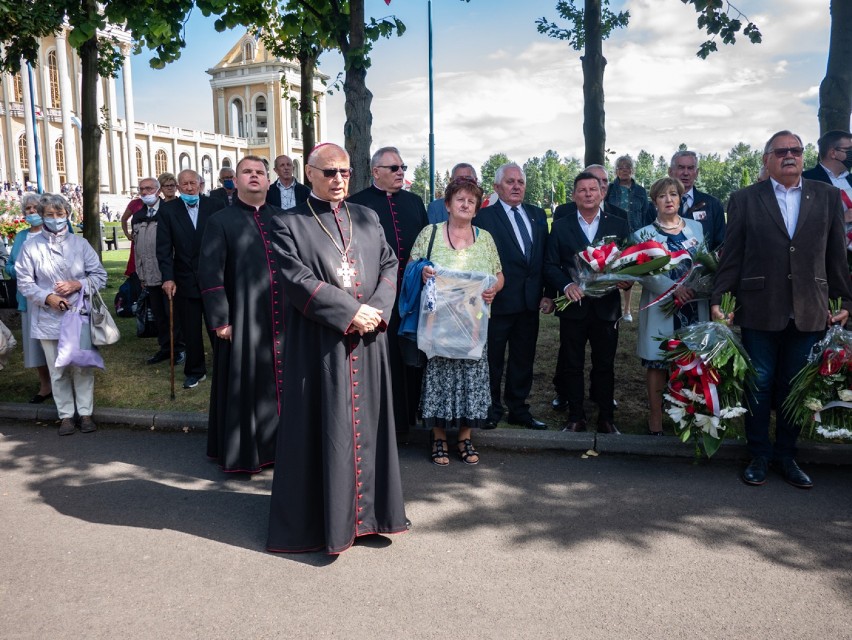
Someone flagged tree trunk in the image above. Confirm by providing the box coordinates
[340,0,373,194]
[582,0,606,167]
[80,32,101,256]
[818,0,852,134]
[298,47,317,181]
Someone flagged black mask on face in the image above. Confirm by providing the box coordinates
[842,149,852,170]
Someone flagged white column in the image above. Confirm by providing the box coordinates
[54,31,79,185]
[266,81,276,160]
[106,75,122,193]
[1,74,16,184]
[244,86,252,139]
[36,43,59,192]
[19,59,39,189]
[96,77,109,191]
[121,46,137,193]
[217,88,225,135]
[171,135,178,174]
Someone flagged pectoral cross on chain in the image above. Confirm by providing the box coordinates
[337,258,355,288]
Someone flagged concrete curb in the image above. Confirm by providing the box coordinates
[3,402,851,465]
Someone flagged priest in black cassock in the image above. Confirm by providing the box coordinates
[267,143,408,555]
[348,146,428,431]
[198,156,283,473]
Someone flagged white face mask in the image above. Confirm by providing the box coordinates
[141,194,159,206]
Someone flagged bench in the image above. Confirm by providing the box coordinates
[104,227,119,251]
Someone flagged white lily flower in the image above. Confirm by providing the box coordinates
[804,398,824,412]
[694,413,722,438]
[838,389,852,402]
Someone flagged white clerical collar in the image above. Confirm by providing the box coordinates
[309,192,344,208]
[820,162,849,181]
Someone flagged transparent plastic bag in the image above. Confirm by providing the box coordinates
[417,267,497,361]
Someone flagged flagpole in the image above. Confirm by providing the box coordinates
[428,0,435,201]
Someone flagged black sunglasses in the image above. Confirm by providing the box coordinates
[377,164,407,172]
[309,165,352,178]
[768,147,804,158]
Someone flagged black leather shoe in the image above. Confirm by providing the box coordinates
[551,396,569,412]
[481,419,498,430]
[147,351,169,365]
[508,415,548,430]
[597,419,620,435]
[560,419,587,432]
[741,457,769,486]
[774,458,813,489]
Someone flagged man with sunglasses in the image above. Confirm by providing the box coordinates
[803,130,852,223]
[711,130,852,490]
[348,146,428,432]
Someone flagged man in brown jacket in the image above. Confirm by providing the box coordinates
[711,130,852,489]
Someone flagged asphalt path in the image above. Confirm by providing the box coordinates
[1,421,850,639]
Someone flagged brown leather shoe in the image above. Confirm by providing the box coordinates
[80,416,97,434]
[58,418,76,436]
[560,419,587,432]
[597,419,620,434]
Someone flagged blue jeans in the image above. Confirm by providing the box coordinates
[741,321,823,460]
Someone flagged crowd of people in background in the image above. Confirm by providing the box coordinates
[2,127,851,555]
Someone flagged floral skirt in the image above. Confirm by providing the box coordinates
[418,345,490,431]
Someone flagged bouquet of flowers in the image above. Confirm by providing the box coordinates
[554,239,692,311]
[783,299,852,440]
[657,244,721,317]
[661,293,755,458]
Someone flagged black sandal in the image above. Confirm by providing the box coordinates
[457,439,479,465]
[431,438,449,466]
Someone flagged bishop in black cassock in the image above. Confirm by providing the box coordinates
[348,150,428,431]
[267,144,407,554]
[198,159,283,473]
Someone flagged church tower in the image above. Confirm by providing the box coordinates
[206,32,328,182]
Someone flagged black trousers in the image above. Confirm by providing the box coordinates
[554,314,618,422]
[174,295,214,377]
[147,285,185,354]
[487,310,539,421]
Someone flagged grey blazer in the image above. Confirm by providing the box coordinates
[711,178,852,332]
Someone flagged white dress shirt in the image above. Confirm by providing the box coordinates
[577,209,601,244]
[819,163,852,205]
[770,177,803,238]
[498,200,533,251]
[277,180,297,210]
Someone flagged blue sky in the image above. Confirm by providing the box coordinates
[128,0,832,173]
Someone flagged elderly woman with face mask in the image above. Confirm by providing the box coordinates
[15,194,107,436]
[5,193,54,402]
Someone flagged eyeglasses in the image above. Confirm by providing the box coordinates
[161,184,177,189]
[376,164,407,173]
[768,147,804,158]
[309,165,352,178]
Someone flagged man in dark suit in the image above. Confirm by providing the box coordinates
[474,162,554,430]
[157,169,226,389]
[552,164,628,224]
[208,167,237,207]
[545,172,630,434]
[663,151,726,250]
[802,129,852,223]
[266,154,310,209]
[711,130,852,489]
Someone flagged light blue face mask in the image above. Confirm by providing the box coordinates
[25,213,43,227]
[43,217,67,233]
[180,193,200,206]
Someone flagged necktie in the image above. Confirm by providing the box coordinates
[681,195,691,214]
[512,206,533,261]
[147,207,155,217]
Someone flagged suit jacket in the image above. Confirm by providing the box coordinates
[473,200,550,315]
[265,180,310,208]
[552,201,627,223]
[803,163,852,187]
[682,188,725,251]
[208,187,236,208]
[156,195,225,298]
[544,212,630,321]
[711,178,852,332]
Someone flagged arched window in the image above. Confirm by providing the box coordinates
[154,149,168,176]
[255,96,267,139]
[243,41,254,62]
[179,153,191,170]
[201,155,213,187]
[135,147,144,180]
[229,99,245,137]
[292,159,302,182]
[55,138,65,173]
[290,103,300,140]
[221,157,232,169]
[13,73,23,102]
[18,135,28,170]
[48,50,61,107]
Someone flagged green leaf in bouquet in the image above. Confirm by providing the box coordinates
[616,255,672,276]
[702,432,723,458]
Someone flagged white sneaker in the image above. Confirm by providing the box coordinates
[622,313,633,323]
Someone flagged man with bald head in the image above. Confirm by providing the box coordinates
[266,154,310,209]
[267,142,407,555]
[427,162,484,224]
[156,168,225,389]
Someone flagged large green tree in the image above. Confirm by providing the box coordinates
[537,0,761,166]
[818,0,852,134]
[480,153,511,191]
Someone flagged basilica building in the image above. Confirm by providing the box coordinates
[0,26,327,195]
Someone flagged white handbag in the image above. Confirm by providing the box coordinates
[88,279,120,346]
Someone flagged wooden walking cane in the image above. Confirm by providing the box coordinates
[169,295,175,400]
